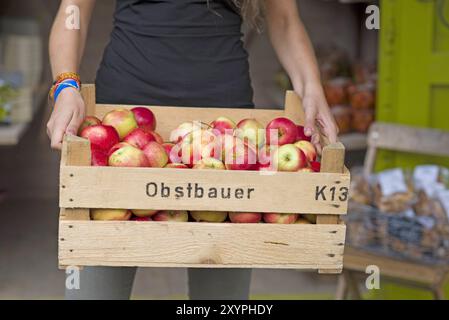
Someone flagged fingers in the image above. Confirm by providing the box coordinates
[66,110,84,135]
[323,117,338,144]
[50,126,65,150]
[302,97,318,137]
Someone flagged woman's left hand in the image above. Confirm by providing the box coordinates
[298,86,339,154]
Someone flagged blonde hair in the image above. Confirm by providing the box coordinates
[232,0,265,29]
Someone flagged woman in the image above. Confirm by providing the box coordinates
[47,0,338,300]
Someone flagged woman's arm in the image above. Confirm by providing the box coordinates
[265,0,338,150]
[47,0,95,149]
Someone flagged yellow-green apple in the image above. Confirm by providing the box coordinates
[294,140,317,163]
[80,124,119,151]
[222,135,257,170]
[263,213,298,224]
[303,214,317,224]
[210,116,236,135]
[235,118,265,148]
[153,210,188,222]
[180,129,221,166]
[91,145,108,166]
[229,212,262,223]
[165,163,189,169]
[91,209,131,221]
[142,141,168,168]
[273,144,307,172]
[169,121,199,143]
[310,161,321,172]
[193,158,225,170]
[78,116,101,135]
[123,127,156,149]
[131,209,158,217]
[102,108,138,140]
[108,142,150,167]
[296,125,311,142]
[131,107,156,131]
[266,117,297,146]
[191,211,228,222]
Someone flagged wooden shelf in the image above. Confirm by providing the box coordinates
[339,132,367,151]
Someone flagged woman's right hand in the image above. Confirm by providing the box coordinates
[46,87,86,150]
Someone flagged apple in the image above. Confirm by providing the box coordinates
[298,167,314,173]
[180,129,221,166]
[257,144,277,170]
[190,211,228,222]
[296,125,311,142]
[193,158,225,170]
[147,130,164,145]
[91,209,131,221]
[91,145,108,166]
[162,143,175,163]
[78,116,101,135]
[108,142,150,167]
[152,210,189,222]
[131,107,156,131]
[229,212,262,223]
[80,124,119,151]
[165,163,189,169]
[102,108,138,140]
[294,140,317,163]
[303,214,317,224]
[263,213,298,224]
[210,116,236,135]
[310,161,321,172]
[222,135,257,170]
[273,144,307,172]
[169,122,199,143]
[123,128,156,149]
[295,217,311,224]
[142,141,168,168]
[266,117,297,146]
[131,209,158,217]
[235,118,265,148]
[131,216,152,221]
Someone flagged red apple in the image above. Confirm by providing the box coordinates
[90,145,108,166]
[235,118,265,148]
[162,143,175,163]
[80,124,120,151]
[152,210,188,222]
[190,211,228,222]
[91,209,131,221]
[164,163,189,169]
[294,140,317,163]
[102,108,138,140]
[193,158,225,170]
[123,128,156,149]
[229,212,262,223]
[210,116,236,135]
[296,125,311,142]
[310,161,321,172]
[266,117,297,146]
[131,209,158,217]
[131,107,156,131]
[222,135,257,170]
[273,144,307,172]
[78,116,101,135]
[108,142,150,167]
[257,144,277,170]
[169,122,199,143]
[180,129,221,166]
[147,130,164,145]
[263,213,298,224]
[142,141,168,168]
[131,216,152,221]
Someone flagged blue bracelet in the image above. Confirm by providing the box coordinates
[54,79,80,102]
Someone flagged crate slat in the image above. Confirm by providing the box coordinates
[59,220,345,270]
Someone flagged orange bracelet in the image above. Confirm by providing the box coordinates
[49,72,82,100]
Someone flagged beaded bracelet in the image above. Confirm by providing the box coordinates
[53,79,80,102]
[49,72,81,101]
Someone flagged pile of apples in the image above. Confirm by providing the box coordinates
[78,106,321,224]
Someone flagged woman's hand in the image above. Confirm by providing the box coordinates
[298,85,339,153]
[46,88,85,150]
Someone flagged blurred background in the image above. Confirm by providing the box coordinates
[0,0,449,300]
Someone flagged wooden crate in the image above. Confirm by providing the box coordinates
[59,85,350,273]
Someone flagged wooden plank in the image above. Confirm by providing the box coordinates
[60,165,350,214]
[60,135,91,221]
[81,84,96,117]
[368,122,449,158]
[59,221,345,269]
[284,90,305,124]
[344,247,448,285]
